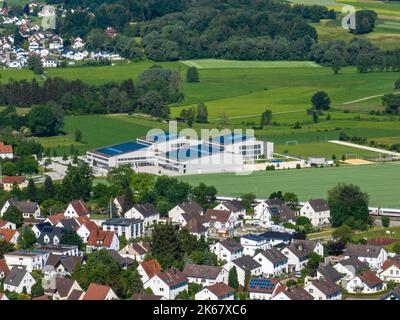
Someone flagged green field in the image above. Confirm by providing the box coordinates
[18,59,399,159]
[179,163,400,207]
[36,114,169,154]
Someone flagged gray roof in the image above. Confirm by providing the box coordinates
[382,285,400,300]
[178,201,203,215]
[55,277,75,298]
[9,199,38,214]
[68,289,84,300]
[259,248,288,264]
[58,218,79,230]
[220,200,245,212]
[37,226,64,245]
[337,257,369,273]
[104,218,143,226]
[345,244,384,259]
[232,256,261,271]
[185,217,207,234]
[4,267,29,287]
[45,254,84,273]
[307,199,330,212]
[183,264,222,280]
[268,204,295,222]
[108,250,135,267]
[317,263,342,282]
[219,238,243,254]
[284,240,318,260]
[310,277,342,296]
[133,203,159,218]
[284,285,314,300]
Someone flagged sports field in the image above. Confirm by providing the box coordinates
[179,162,400,207]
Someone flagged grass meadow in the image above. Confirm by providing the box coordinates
[179,162,400,207]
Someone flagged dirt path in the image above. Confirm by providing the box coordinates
[342,91,400,105]
[329,140,400,157]
[211,109,304,121]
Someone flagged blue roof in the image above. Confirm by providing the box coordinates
[165,143,222,162]
[259,231,293,241]
[248,278,277,292]
[209,133,249,146]
[94,141,148,157]
[242,234,265,242]
[148,132,180,142]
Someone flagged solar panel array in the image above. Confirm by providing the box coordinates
[249,278,276,291]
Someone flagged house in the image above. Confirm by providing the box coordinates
[175,212,202,227]
[258,231,293,249]
[86,230,119,253]
[254,248,288,276]
[195,282,235,300]
[119,241,149,262]
[379,259,400,283]
[55,218,80,231]
[0,220,16,230]
[46,276,84,300]
[0,141,13,159]
[4,249,50,272]
[64,200,90,218]
[346,270,384,294]
[44,213,65,226]
[44,254,84,276]
[315,263,342,283]
[0,293,8,300]
[137,259,162,284]
[0,259,10,279]
[210,238,243,262]
[102,218,144,240]
[224,256,262,287]
[1,199,40,219]
[125,203,159,227]
[36,225,64,246]
[333,257,369,281]
[0,228,19,244]
[240,234,268,256]
[344,244,388,270]
[214,200,246,219]
[305,277,342,300]
[203,209,238,237]
[108,250,135,269]
[132,293,165,300]
[113,196,130,215]
[382,285,400,300]
[168,201,203,222]
[144,268,188,300]
[254,199,282,222]
[72,37,85,50]
[42,58,58,68]
[184,217,207,239]
[281,240,324,272]
[247,277,282,300]
[4,266,36,294]
[183,264,228,286]
[271,285,314,300]
[299,199,330,227]
[76,216,99,243]
[83,283,118,300]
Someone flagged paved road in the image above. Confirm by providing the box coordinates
[328,140,400,157]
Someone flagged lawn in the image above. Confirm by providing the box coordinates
[179,162,400,207]
[353,225,400,241]
[35,114,169,154]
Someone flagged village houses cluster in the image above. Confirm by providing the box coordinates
[0,4,122,70]
[1,182,400,301]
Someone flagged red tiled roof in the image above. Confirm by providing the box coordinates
[47,213,65,225]
[87,230,115,247]
[206,282,234,298]
[77,216,99,232]
[83,283,114,300]
[359,270,383,288]
[0,142,13,154]
[2,176,25,184]
[382,259,400,271]
[203,209,231,223]
[140,259,162,279]
[0,228,18,242]
[0,259,10,276]
[32,295,50,300]
[0,220,11,228]
[69,200,89,216]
